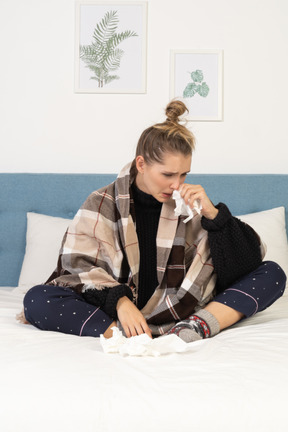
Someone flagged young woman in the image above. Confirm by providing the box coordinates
[22,100,286,343]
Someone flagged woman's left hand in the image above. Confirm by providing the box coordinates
[180,184,218,220]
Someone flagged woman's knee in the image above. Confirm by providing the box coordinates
[24,285,51,325]
[262,261,287,290]
[23,284,111,337]
[23,284,79,326]
[257,261,287,308]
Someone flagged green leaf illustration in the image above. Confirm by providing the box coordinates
[183,70,210,98]
[92,10,118,46]
[80,10,138,87]
[197,82,210,97]
[183,82,198,98]
[191,70,203,83]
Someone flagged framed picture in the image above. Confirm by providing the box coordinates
[170,50,223,121]
[75,1,147,93]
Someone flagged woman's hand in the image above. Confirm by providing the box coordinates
[180,184,218,220]
[116,296,152,338]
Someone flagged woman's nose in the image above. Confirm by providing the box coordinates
[170,179,180,190]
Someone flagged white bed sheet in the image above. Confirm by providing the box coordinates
[1,287,288,432]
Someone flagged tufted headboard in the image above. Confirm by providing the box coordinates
[1,173,288,287]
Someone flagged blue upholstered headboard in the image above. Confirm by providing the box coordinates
[1,173,288,287]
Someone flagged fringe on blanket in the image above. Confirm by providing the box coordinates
[16,308,30,325]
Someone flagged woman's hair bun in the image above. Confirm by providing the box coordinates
[132,98,195,170]
[165,100,188,123]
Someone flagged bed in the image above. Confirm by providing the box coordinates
[1,173,288,432]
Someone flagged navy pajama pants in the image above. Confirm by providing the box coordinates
[24,261,286,337]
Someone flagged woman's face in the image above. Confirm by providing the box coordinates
[135,152,191,202]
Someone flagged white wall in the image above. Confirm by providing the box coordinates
[0,0,287,173]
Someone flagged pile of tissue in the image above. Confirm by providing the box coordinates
[172,190,202,223]
[100,327,188,357]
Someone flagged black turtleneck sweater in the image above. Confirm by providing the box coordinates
[131,182,162,309]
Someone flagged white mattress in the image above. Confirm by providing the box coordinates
[1,287,288,432]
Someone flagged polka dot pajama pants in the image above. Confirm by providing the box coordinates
[23,261,286,337]
[24,285,113,337]
[213,261,286,317]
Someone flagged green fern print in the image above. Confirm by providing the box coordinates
[183,70,210,98]
[80,10,138,87]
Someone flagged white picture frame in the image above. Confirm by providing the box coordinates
[170,50,223,121]
[75,1,147,94]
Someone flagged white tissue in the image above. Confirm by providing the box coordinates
[172,190,202,223]
[100,327,188,357]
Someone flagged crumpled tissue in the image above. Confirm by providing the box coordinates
[172,190,202,223]
[100,327,188,357]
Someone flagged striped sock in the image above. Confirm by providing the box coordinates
[167,309,220,343]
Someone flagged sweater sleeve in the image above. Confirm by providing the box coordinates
[82,284,134,320]
[201,203,263,292]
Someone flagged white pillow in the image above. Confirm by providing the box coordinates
[18,212,72,291]
[237,206,288,293]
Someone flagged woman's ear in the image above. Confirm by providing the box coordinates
[135,155,145,174]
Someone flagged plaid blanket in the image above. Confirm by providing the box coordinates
[47,162,218,335]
